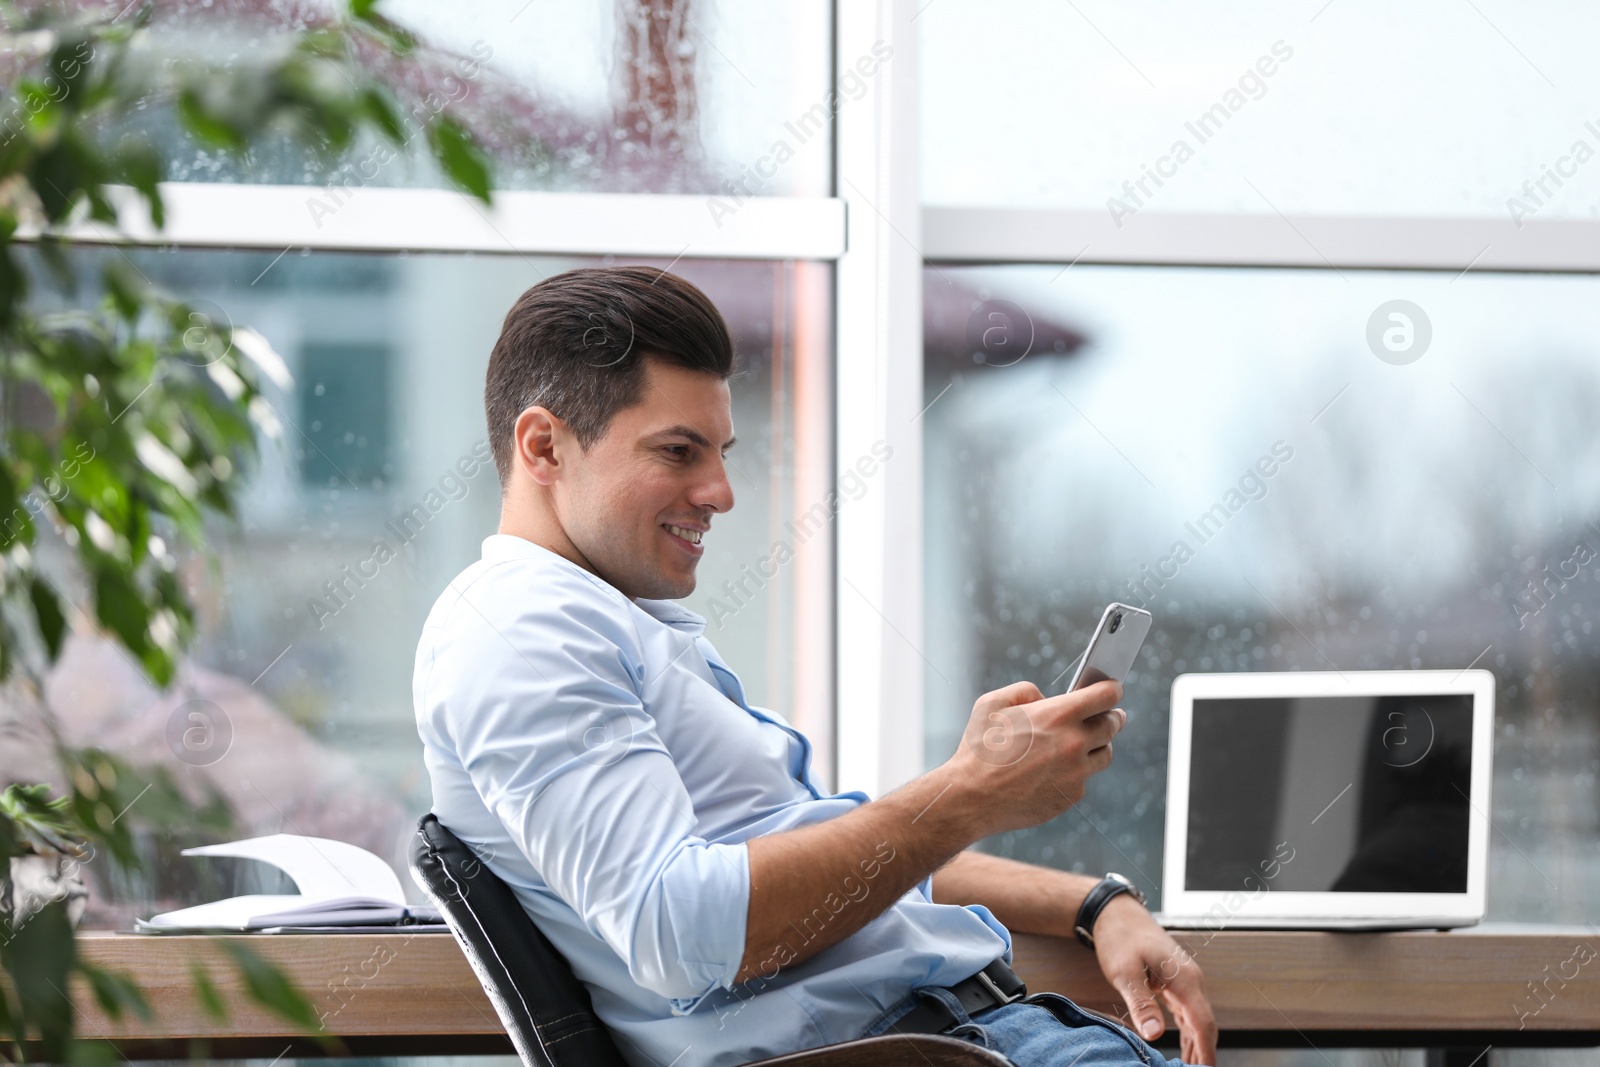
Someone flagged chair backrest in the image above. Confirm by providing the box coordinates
[409,813,629,1067]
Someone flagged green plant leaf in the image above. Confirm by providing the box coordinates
[91,565,154,662]
[28,142,85,223]
[77,962,152,1023]
[0,946,15,1060]
[0,462,33,549]
[0,783,81,856]
[2,897,77,1063]
[176,89,247,151]
[29,577,68,662]
[66,1038,122,1066]
[103,261,146,323]
[37,235,77,293]
[48,35,95,98]
[361,88,406,143]
[189,961,228,1021]
[346,0,416,56]
[110,142,164,229]
[428,116,491,203]
[217,941,322,1033]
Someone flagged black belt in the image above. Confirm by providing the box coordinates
[886,958,1028,1036]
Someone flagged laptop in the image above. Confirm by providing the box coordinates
[1156,670,1494,931]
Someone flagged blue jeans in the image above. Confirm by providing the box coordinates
[858,984,1189,1067]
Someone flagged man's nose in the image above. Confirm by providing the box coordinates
[695,458,735,514]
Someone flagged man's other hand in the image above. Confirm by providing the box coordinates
[1092,894,1218,1065]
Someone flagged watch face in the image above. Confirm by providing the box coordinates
[1108,873,1147,905]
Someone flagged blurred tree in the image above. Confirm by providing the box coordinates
[613,0,700,185]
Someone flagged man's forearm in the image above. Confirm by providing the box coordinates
[930,849,1101,940]
[735,676,1129,985]
[736,763,982,984]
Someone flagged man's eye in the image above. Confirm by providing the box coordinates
[665,445,690,459]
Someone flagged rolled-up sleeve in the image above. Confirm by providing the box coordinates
[437,572,749,1012]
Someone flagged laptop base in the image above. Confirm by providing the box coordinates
[1153,912,1480,932]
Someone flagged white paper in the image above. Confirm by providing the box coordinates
[182,834,405,902]
[138,834,416,932]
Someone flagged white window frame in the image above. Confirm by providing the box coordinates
[58,184,845,261]
[922,207,1600,272]
[832,0,927,800]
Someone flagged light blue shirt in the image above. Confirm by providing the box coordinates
[414,535,1011,1067]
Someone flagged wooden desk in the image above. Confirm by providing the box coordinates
[1012,924,1600,1051]
[70,926,1600,1059]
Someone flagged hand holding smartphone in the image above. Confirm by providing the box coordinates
[946,602,1152,838]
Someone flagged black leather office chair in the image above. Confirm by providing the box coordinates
[410,814,1012,1066]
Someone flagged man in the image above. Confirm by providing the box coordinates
[413,266,1217,1067]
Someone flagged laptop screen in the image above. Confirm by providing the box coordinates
[1184,693,1474,893]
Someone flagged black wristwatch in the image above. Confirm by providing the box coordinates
[1073,872,1148,949]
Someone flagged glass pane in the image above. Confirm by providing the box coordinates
[18,247,833,928]
[142,0,832,196]
[923,263,1600,923]
[922,0,1600,217]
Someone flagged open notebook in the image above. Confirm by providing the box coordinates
[136,833,447,933]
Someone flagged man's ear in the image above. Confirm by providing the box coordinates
[513,406,568,487]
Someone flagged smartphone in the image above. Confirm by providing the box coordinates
[1064,602,1153,692]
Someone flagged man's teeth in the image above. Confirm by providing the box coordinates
[665,525,703,545]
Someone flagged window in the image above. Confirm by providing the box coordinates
[23,0,868,934]
[298,341,394,487]
[41,246,833,923]
[921,262,1600,921]
[919,0,1600,943]
[146,0,834,197]
[922,1,1600,218]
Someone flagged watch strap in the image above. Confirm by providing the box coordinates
[1073,874,1144,949]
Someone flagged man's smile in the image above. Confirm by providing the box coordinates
[662,522,706,555]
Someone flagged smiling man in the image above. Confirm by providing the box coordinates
[414,266,1216,1067]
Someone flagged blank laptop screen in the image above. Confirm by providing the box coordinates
[1185,694,1474,893]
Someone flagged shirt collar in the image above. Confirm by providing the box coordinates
[631,597,708,636]
[481,535,709,636]
[481,533,584,568]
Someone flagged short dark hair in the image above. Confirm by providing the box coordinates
[484,266,736,482]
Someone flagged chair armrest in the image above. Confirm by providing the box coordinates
[741,1033,1014,1066]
